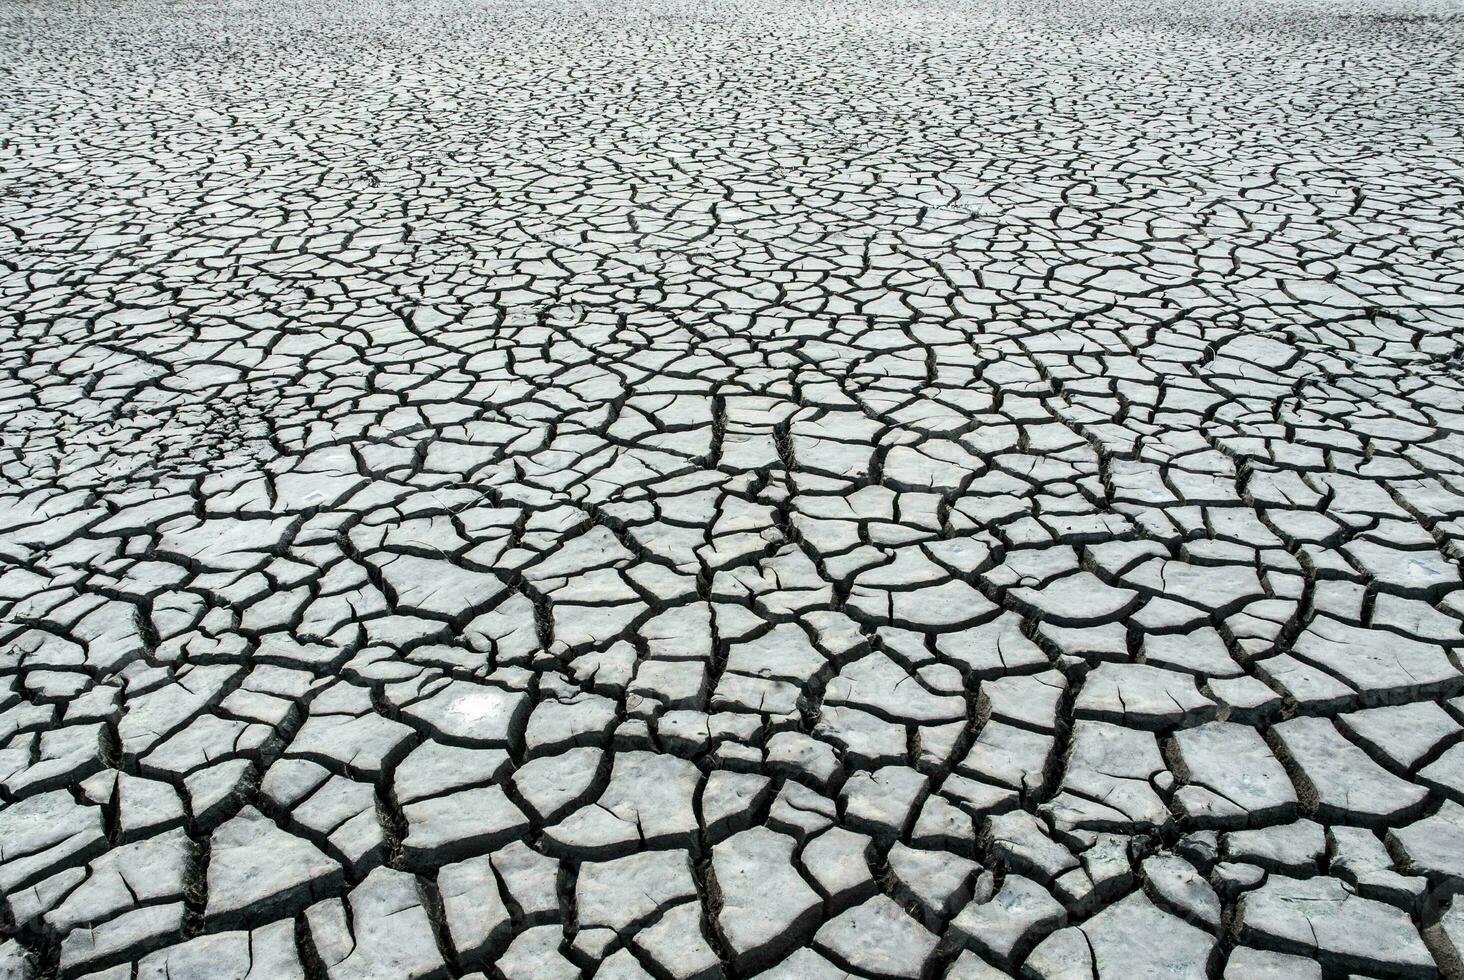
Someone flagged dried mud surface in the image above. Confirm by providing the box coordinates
[3,0,1464,976]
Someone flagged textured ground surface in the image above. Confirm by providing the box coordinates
[3,0,1464,977]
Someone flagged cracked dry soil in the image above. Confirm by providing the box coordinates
[3,0,1464,977]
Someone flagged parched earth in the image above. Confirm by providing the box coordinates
[3,0,1464,976]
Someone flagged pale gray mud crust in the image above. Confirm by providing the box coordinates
[2,0,1464,976]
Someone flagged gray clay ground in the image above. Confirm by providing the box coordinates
[2,0,1464,976]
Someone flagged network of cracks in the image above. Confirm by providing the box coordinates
[3,0,1464,977]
